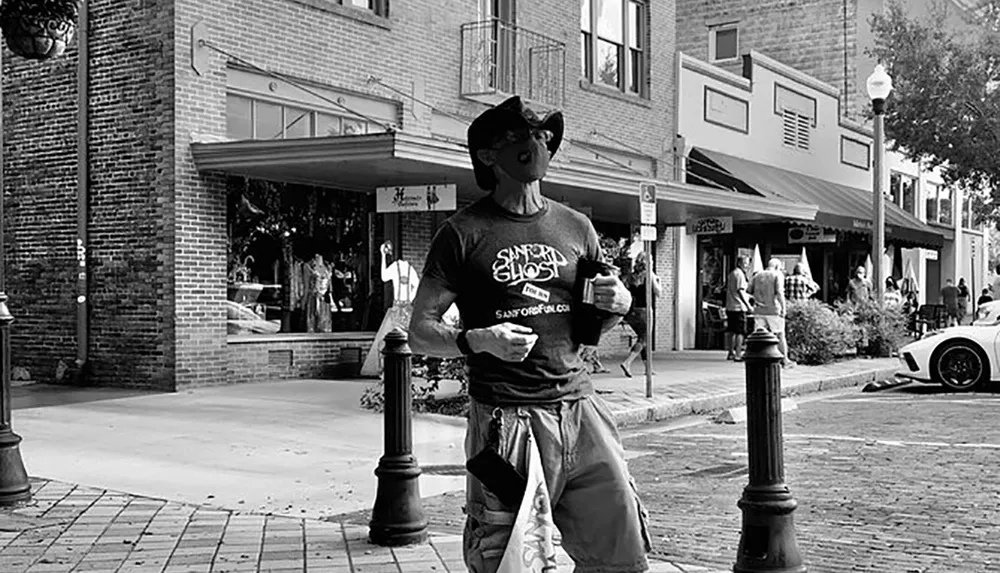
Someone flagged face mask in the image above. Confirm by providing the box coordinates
[494,132,551,183]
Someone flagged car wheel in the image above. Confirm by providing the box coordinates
[932,341,987,391]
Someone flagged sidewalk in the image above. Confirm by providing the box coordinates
[1,478,726,573]
[0,351,898,572]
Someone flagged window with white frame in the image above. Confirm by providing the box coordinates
[924,182,955,226]
[581,0,648,96]
[889,172,917,216]
[337,0,387,16]
[709,23,738,62]
[226,94,378,141]
[925,182,939,223]
[962,195,976,229]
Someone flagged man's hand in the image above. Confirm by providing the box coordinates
[468,322,539,362]
[591,274,632,315]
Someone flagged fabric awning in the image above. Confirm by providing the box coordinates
[688,148,945,249]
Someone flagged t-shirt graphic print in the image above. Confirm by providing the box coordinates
[422,198,601,405]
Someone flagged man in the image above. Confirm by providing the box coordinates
[409,96,650,573]
[749,258,794,368]
[847,265,872,303]
[957,277,970,325]
[724,256,753,361]
[784,262,818,302]
[941,278,960,327]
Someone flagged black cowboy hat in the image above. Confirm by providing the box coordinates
[467,96,564,191]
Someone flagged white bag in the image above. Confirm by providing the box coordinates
[496,429,559,572]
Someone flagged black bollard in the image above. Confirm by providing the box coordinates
[369,328,428,546]
[733,329,805,573]
[0,293,30,505]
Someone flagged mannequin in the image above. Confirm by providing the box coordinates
[360,240,459,377]
[304,253,333,333]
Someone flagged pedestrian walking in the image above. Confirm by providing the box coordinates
[409,96,651,573]
[847,265,873,303]
[941,278,960,327]
[725,256,753,361]
[784,263,818,301]
[883,277,903,308]
[619,256,661,378]
[749,258,795,368]
[957,277,970,325]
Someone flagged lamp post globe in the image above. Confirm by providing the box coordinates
[868,63,893,302]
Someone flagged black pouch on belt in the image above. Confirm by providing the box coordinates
[465,409,528,508]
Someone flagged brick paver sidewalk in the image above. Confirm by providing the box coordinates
[1,479,724,573]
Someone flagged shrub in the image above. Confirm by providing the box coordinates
[785,299,858,365]
[359,354,468,414]
[835,298,908,358]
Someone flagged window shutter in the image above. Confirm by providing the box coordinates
[782,108,811,151]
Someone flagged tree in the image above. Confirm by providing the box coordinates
[867,0,1000,223]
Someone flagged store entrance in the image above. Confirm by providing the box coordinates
[695,235,731,350]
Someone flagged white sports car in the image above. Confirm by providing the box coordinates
[897,304,1000,391]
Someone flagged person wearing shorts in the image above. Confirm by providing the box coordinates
[409,96,651,573]
[725,256,753,361]
[749,258,794,368]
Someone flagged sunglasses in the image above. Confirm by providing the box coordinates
[490,128,554,149]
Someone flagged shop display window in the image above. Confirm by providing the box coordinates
[226,176,380,336]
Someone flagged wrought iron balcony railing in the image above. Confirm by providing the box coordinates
[460,19,566,109]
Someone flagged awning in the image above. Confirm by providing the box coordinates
[191,132,818,226]
[689,148,945,249]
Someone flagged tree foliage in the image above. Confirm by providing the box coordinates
[867,0,1000,223]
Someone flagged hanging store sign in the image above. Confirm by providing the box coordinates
[376,184,457,213]
[788,226,837,244]
[686,216,733,235]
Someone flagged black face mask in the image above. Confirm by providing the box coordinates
[494,134,551,184]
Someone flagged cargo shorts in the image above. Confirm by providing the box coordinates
[463,394,652,573]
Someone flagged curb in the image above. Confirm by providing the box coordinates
[611,366,898,428]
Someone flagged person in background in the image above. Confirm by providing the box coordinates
[992,264,1000,299]
[847,266,873,303]
[620,256,662,378]
[957,277,970,325]
[784,263,819,302]
[748,258,794,368]
[724,256,753,361]
[882,277,903,308]
[941,278,960,327]
[978,287,992,307]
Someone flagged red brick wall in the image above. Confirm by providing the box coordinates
[676,0,859,117]
[2,1,177,388]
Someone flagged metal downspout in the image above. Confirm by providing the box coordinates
[75,0,90,382]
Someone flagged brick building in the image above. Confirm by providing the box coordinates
[3,0,812,389]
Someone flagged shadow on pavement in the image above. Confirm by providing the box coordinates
[11,383,167,410]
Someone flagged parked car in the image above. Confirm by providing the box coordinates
[897,322,1000,391]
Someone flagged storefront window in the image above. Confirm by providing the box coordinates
[938,186,953,226]
[226,177,377,336]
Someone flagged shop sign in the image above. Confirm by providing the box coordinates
[924,248,938,261]
[686,216,733,235]
[376,184,457,213]
[640,225,657,241]
[788,226,836,244]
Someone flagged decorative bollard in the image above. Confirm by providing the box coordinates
[0,294,30,506]
[733,329,805,573]
[369,328,428,546]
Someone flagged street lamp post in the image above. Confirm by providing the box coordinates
[0,0,81,506]
[867,64,893,301]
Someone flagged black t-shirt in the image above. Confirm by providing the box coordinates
[422,197,601,405]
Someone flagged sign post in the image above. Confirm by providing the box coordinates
[639,182,656,399]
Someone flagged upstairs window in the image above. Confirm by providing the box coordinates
[581,0,648,96]
[889,172,917,216]
[709,24,738,62]
[226,94,378,141]
[337,0,387,16]
[925,182,939,223]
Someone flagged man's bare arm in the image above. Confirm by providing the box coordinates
[409,280,463,358]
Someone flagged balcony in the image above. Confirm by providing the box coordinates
[460,19,566,110]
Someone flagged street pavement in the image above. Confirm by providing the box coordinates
[0,351,899,572]
[367,381,1000,572]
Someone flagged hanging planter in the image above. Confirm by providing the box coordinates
[0,0,79,61]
